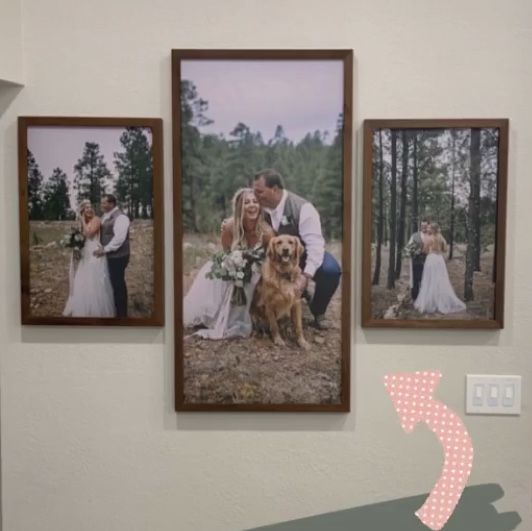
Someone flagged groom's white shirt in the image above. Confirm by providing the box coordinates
[101,207,130,254]
[264,190,325,278]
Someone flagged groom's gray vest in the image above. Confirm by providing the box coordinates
[101,209,130,259]
[412,232,426,265]
[267,191,308,239]
[264,191,309,267]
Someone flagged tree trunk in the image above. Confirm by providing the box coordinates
[411,133,419,234]
[372,130,384,285]
[475,201,481,271]
[471,128,481,272]
[387,130,398,289]
[464,128,481,301]
[395,131,409,279]
[189,173,199,232]
[449,130,456,260]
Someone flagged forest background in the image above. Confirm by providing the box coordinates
[25,126,155,318]
[370,127,499,320]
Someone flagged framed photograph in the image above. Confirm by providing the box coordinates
[362,119,508,328]
[18,116,164,326]
[173,50,352,411]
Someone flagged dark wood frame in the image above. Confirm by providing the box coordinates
[172,49,353,411]
[18,116,165,326]
[361,118,508,329]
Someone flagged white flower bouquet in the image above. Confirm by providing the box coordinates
[60,226,86,260]
[206,245,265,305]
[403,240,424,259]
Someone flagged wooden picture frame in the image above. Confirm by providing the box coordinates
[173,49,352,411]
[362,119,508,329]
[18,116,164,326]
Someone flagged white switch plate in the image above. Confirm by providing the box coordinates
[466,375,521,415]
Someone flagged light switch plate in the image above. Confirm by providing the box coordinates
[466,375,522,415]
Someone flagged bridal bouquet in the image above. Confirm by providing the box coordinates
[206,245,265,305]
[403,240,424,259]
[60,226,85,260]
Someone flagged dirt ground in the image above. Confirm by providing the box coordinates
[370,243,495,320]
[29,220,154,318]
[182,233,344,405]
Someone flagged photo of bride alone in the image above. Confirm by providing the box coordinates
[175,51,352,409]
[21,119,163,324]
[364,121,508,326]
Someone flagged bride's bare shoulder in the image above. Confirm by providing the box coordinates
[223,217,234,230]
[221,218,234,250]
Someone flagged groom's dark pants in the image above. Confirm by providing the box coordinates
[308,251,342,317]
[108,255,129,317]
[411,257,426,301]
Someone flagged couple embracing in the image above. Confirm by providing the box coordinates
[184,169,341,340]
[63,194,130,318]
[408,219,466,315]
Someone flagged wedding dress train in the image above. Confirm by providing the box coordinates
[414,253,466,314]
[63,236,115,317]
[183,260,260,339]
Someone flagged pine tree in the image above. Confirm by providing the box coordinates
[312,115,343,240]
[395,131,409,279]
[372,129,385,285]
[73,142,111,206]
[181,79,213,232]
[42,168,71,220]
[464,128,481,301]
[410,134,419,234]
[27,149,44,220]
[387,130,398,289]
[114,127,153,219]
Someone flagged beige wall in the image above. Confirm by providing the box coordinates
[0,0,23,84]
[0,0,531,529]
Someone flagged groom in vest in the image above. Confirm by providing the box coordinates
[407,218,429,301]
[94,194,131,317]
[253,169,341,329]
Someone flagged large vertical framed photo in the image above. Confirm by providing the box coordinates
[173,50,352,411]
[362,119,508,329]
[18,116,164,326]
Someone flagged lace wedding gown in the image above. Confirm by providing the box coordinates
[414,253,466,314]
[63,236,115,317]
[183,260,261,339]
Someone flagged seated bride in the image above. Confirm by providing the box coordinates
[183,187,273,339]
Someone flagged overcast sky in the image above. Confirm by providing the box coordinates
[28,126,152,209]
[181,60,344,143]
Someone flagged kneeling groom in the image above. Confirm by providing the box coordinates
[253,169,341,329]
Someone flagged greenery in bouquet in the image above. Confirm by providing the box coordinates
[60,226,86,260]
[206,245,265,305]
[402,240,424,259]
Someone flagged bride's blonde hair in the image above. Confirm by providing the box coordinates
[230,187,267,250]
[78,200,92,218]
[430,223,447,253]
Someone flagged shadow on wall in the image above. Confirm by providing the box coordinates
[0,79,23,117]
[249,484,521,531]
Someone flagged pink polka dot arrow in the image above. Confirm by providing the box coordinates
[384,371,474,531]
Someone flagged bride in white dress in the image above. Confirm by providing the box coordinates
[414,223,467,315]
[183,188,273,339]
[63,200,115,317]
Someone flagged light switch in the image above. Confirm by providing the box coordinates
[473,384,484,406]
[488,384,499,406]
[502,385,514,407]
[466,375,521,415]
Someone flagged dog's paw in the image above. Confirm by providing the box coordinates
[297,338,310,350]
[273,336,286,347]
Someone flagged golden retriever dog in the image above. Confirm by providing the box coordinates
[252,234,310,349]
